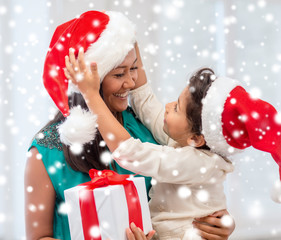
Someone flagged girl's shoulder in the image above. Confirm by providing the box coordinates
[29,122,63,152]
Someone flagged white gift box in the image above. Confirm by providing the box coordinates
[64,175,152,240]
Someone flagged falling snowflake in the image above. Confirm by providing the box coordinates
[0,213,6,223]
[100,151,112,165]
[58,202,70,215]
[26,186,33,193]
[90,226,101,238]
[0,175,7,186]
[178,186,191,199]
[70,143,83,155]
[221,215,234,227]
[275,113,281,124]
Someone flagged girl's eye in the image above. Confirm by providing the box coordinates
[130,66,138,71]
[174,104,177,112]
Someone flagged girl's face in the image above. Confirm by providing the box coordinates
[164,86,192,146]
[101,49,138,113]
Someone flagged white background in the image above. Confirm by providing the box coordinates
[0,0,281,239]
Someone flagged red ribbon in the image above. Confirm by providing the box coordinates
[78,169,144,240]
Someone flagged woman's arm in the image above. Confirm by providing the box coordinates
[193,209,235,240]
[130,83,173,146]
[25,147,58,240]
[133,42,147,89]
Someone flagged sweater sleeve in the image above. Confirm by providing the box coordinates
[112,137,230,185]
[130,83,176,146]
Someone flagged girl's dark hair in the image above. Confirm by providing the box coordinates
[185,67,215,149]
[37,88,118,173]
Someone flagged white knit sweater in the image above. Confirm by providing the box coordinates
[112,83,234,239]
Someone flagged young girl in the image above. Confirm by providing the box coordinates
[65,48,235,239]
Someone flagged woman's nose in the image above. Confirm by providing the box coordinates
[123,73,136,89]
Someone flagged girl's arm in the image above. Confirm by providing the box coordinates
[65,48,131,153]
[25,147,58,240]
[131,44,172,145]
[111,138,226,184]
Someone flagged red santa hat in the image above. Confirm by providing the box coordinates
[42,11,136,146]
[201,76,281,203]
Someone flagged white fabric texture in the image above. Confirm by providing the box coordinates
[201,77,243,157]
[57,106,98,146]
[84,11,136,81]
[113,84,234,239]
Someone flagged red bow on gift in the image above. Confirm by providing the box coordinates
[79,169,144,240]
[88,169,133,187]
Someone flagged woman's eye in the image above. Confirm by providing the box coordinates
[130,66,138,71]
[114,73,124,78]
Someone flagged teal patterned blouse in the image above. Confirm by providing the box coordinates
[28,107,158,240]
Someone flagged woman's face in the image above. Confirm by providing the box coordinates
[101,49,138,113]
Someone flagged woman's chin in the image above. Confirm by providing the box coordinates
[112,103,128,113]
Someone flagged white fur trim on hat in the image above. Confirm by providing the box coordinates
[57,106,98,146]
[84,11,136,81]
[201,77,243,157]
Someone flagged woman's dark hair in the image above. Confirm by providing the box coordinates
[185,67,215,150]
[36,87,119,173]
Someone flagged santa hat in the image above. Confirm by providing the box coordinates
[201,76,281,203]
[42,11,136,146]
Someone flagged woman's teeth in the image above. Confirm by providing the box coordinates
[113,92,128,98]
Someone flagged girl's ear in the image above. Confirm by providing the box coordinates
[186,134,206,148]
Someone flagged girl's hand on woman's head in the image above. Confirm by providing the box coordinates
[192,209,235,240]
[126,222,155,240]
[64,47,101,99]
[132,42,147,90]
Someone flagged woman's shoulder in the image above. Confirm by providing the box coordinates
[30,122,63,152]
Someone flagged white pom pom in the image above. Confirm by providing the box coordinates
[58,106,98,146]
[271,180,281,203]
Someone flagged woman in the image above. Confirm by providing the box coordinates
[25,10,235,240]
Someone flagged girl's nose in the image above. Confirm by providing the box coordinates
[165,102,171,113]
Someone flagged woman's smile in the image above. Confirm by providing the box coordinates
[113,91,129,99]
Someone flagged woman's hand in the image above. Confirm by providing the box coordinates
[126,222,155,240]
[192,209,235,240]
[133,42,148,89]
[64,47,100,99]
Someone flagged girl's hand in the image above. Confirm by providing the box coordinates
[192,209,235,240]
[126,222,155,240]
[132,42,147,90]
[64,47,100,98]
